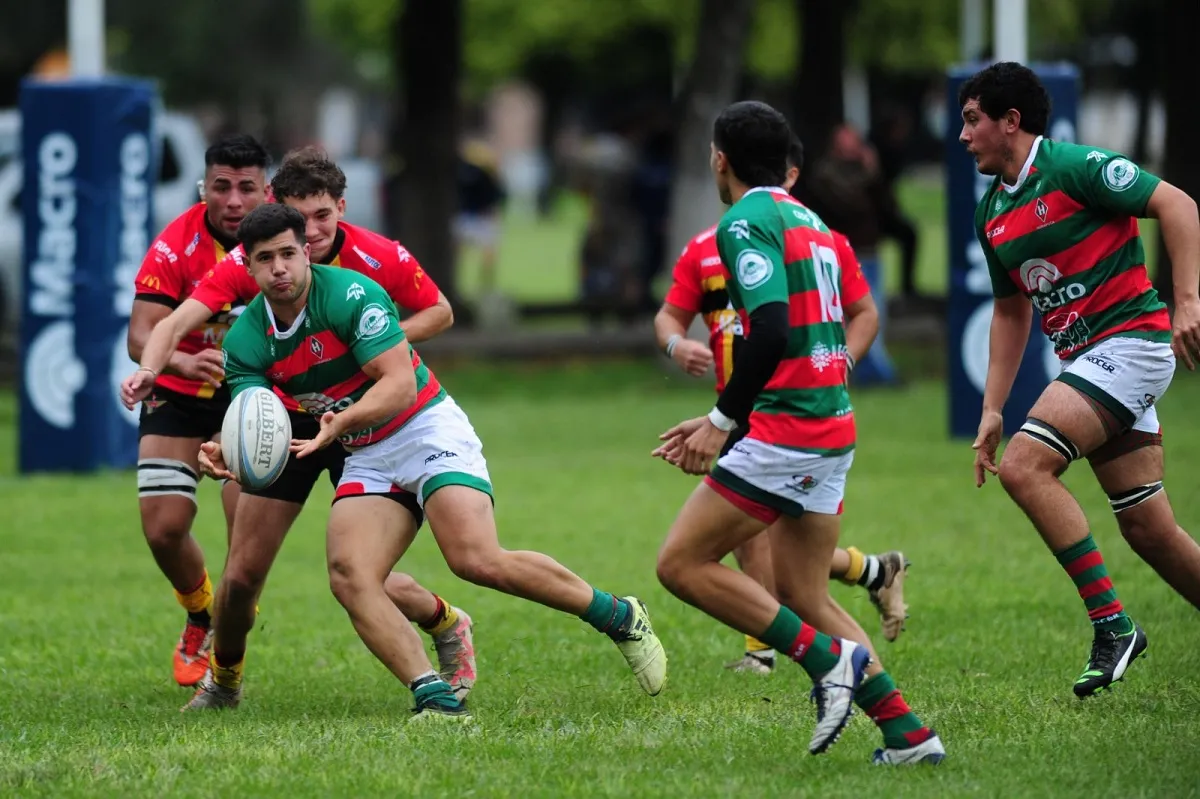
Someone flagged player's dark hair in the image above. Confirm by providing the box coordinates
[957,61,1051,136]
[237,203,306,254]
[270,145,348,201]
[786,134,804,174]
[712,101,791,188]
[205,133,270,170]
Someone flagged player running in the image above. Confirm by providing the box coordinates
[122,148,476,709]
[656,137,908,674]
[195,203,666,720]
[654,101,944,764]
[960,62,1200,697]
[127,134,268,687]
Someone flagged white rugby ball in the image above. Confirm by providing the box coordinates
[220,387,292,490]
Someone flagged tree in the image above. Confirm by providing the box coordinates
[791,0,848,160]
[1154,0,1197,305]
[388,0,464,311]
[665,0,755,274]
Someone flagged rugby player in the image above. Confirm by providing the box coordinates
[656,137,908,674]
[961,62,1200,696]
[127,134,268,687]
[654,101,944,765]
[197,203,666,719]
[122,148,474,709]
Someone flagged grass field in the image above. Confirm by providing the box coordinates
[2,360,1199,797]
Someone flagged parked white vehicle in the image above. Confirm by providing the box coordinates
[0,109,209,336]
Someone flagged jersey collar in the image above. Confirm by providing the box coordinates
[1001,135,1043,194]
[743,186,791,199]
[264,301,307,340]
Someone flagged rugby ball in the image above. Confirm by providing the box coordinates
[220,387,292,490]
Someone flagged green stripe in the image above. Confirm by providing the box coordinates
[1079,293,1168,343]
[279,351,360,396]
[994,203,1107,264]
[1056,372,1135,427]
[709,466,807,518]
[757,387,852,419]
[785,322,846,360]
[422,471,493,503]
[1073,564,1109,589]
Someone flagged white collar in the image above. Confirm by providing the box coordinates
[265,302,307,340]
[1002,135,1043,193]
[743,186,791,199]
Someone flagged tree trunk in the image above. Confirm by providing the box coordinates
[1154,0,1198,306]
[665,0,755,270]
[389,0,464,313]
[792,0,848,162]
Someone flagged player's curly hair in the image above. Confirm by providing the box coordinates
[270,145,348,201]
[957,61,1051,136]
[713,101,791,188]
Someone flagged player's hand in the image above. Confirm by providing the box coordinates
[176,349,226,388]
[651,431,686,463]
[671,339,714,377]
[972,410,1004,487]
[120,367,158,410]
[290,411,340,459]
[1170,296,1200,371]
[198,441,236,482]
[658,416,728,476]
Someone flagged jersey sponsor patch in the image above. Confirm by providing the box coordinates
[346,282,366,300]
[1102,158,1139,192]
[736,249,773,289]
[358,303,390,340]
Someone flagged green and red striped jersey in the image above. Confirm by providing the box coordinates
[975,137,1170,358]
[715,186,855,455]
[221,265,445,448]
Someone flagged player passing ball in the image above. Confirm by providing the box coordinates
[961,61,1200,697]
[196,203,666,720]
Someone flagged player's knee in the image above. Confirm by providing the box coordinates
[1110,483,1170,550]
[655,547,690,598]
[327,555,373,608]
[138,459,199,546]
[444,549,506,590]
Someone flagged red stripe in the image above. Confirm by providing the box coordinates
[704,476,779,525]
[866,690,912,722]
[747,411,855,450]
[1087,599,1124,620]
[987,189,1085,248]
[1065,549,1103,577]
[1047,218,1139,279]
[334,481,366,499]
[1078,576,1114,600]
[903,728,934,746]
[342,374,444,448]
[1061,265,1155,319]
[268,330,351,383]
[321,370,371,401]
[788,623,817,660]
[765,355,848,391]
[1095,307,1172,339]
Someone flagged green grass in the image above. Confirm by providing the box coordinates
[2,361,1199,797]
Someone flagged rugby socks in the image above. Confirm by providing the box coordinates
[744,635,776,664]
[211,652,244,691]
[854,672,935,749]
[418,595,460,637]
[1055,534,1133,634]
[581,589,633,641]
[176,571,213,628]
[410,671,460,709]
[840,546,884,590]
[759,606,841,678]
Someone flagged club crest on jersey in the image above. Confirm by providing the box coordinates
[1102,158,1139,192]
[736,249,773,289]
[358,304,390,339]
[1035,198,1048,224]
[310,337,324,359]
[346,282,366,300]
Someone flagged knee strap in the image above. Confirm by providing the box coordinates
[1019,417,1081,463]
[138,458,199,503]
[1108,482,1164,514]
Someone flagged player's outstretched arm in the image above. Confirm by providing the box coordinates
[136,298,222,379]
[326,344,418,440]
[1146,182,1200,368]
[981,293,1031,417]
[655,302,712,377]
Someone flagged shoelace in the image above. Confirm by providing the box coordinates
[809,682,855,720]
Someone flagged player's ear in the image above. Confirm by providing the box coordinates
[336,197,346,218]
[1003,108,1022,134]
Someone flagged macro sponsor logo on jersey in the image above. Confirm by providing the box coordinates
[1019,258,1086,312]
[294,391,354,415]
